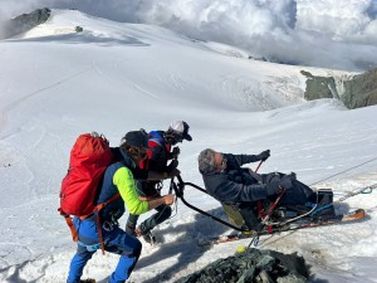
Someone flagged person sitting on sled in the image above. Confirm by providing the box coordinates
[197,148,333,230]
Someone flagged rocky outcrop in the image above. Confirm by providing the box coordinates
[1,8,51,39]
[341,68,377,109]
[301,70,339,101]
[175,248,310,283]
[301,69,377,109]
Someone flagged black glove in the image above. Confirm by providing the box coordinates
[257,149,270,162]
[167,168,181,178]
[289,172,296,180]
[167,159,179,172]
[170,147,180,159]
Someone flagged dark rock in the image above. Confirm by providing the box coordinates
[301,69,377,109]
[75,26,84,33]
[1,8,51,39]
[175,248,309,283]
[301,70,339,101]
[341,69,377,109]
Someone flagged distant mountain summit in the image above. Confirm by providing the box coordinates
[1,8,51,39]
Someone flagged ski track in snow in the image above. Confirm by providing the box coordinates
[0,67,92,140]
[0,9,377,283]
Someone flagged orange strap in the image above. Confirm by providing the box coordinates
[60,193,121,255]
[93,193,121,255]
[93,193,120,213]
[95,213,106,255]
[64,215,78,242]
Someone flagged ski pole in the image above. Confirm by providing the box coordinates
[255,160,264,173]
[248,188,285,248]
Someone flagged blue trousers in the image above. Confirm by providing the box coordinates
[67,217,142,283]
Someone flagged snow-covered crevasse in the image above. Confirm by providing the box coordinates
[0,9,376,283]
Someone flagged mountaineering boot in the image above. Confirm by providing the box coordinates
[135,226,156,244]
[142,230,157,244]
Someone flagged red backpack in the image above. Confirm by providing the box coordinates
[59,132,116,248]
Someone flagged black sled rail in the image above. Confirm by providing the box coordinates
[170,175,251,233]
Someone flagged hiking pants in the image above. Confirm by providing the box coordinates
[126,180,172,234]
[126,204,172,234]
[67,217,142,283]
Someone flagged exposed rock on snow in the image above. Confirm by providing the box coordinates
[1,8,51,39]
[301,70,339,101]
[302,69,377,109]
[341,68,377,109]
[175,248,309,283]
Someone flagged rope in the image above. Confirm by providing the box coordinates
[336,183,377,202]
[169,195,179,219]
[246,156,377,249]
[310,156,377,186]
[248,188,286,248]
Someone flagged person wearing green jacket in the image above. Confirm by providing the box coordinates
[67,130,176,283]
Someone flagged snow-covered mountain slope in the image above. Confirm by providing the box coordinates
[3,0,377,70]
[0,9,376,282]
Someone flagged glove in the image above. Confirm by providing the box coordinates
[166,168,181,178]
[167,159,179,171]
[257,149,270,162]
[289,172,296,180]
[170,147,180,159]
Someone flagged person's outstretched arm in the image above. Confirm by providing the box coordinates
[113,167,175,215]
[224,150,270,169]
[205,174,279,203]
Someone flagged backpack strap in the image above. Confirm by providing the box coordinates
[62,213,79,242]
[60,193,121,255]
[93,193,121,254]
[58,208,78,241]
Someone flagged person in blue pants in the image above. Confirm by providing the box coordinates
[67,218,142,283]
[67,130,176,283]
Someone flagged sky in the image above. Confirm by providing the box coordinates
[0,9,377,282]
[1,0,377,70]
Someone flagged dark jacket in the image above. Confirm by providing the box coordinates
[202,153,267,204]
[147,130,172,172]
[202,153,314,206]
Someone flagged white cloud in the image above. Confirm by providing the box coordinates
[296,0,376,42]
[1,0,377,70]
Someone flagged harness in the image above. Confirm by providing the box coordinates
[62,193,120,254]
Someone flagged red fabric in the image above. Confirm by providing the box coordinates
[142,140,171,170]
[147,139,160,149]
[148,140,171,153]
[257,201,266,219]
[267,225,273,234]
[138,148,153,170]
[60,134,114,216]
